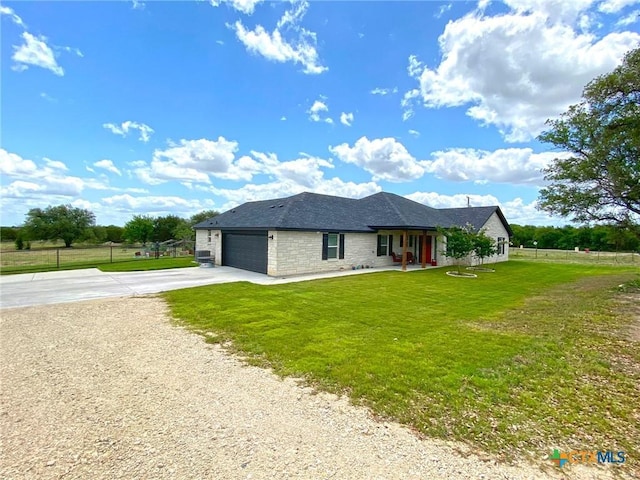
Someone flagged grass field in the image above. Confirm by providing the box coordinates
[510,247,638,265]
[98,257,197,272]
[0,241,195,274]
[164,262,640,473]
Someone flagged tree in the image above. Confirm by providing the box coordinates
[104,225,124,243]
[152,215,185,242]
[123,215,154,245]
[0,227,18,241]
[190,210,219,226]
[538,47,640,238]
[23,204,96,247]
[173,220,194,242]
[472,230,497,266]
[439,225,476,274]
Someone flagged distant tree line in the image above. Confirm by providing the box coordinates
[0,204,219,250]
[510,224,639,252]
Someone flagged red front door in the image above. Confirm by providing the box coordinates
[425,235,432,263]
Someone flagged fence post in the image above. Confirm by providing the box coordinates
[56,248,60,269]
[110,245,113,263]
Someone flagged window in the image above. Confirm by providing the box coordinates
[327,233,338,259]
[377,234,393,256]
[207,230,212,243]
[497,237,505,255]
[400,234,414,248]
[377,234,388,256]
[322,233,345,260]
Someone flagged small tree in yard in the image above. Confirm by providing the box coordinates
[439,225,476,274]
[473,230,498,267]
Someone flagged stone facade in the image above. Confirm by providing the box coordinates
[439,212,510,267]
[481,212,510,262]
[195,228,222,265]
[268,231,378,277]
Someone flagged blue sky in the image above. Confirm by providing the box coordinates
[1,0,639,227]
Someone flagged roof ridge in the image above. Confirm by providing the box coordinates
[382,192,409,225]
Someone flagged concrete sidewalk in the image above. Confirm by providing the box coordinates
[0,265,405,309]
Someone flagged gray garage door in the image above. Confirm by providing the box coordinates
[222,231,268,274]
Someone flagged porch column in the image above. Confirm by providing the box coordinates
[402,230,408,271]
[421,231,428,269]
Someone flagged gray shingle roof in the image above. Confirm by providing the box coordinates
[194,191,511,234]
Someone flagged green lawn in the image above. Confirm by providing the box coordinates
[98,257,197,272]
[164,262,640,471]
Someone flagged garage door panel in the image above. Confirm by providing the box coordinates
[222,231,268,274]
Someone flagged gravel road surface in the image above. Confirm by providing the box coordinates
[0,296,618,479]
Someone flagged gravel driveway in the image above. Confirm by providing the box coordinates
[0,296,614,479]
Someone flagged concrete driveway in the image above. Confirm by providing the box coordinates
[0,265,398,309]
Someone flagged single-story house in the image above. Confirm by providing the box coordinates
[193,191,512,276]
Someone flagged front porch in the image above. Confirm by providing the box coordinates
[377,229,441,271]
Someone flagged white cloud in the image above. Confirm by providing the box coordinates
[408,129,420,137]
[407,191,501,209]
[43,158,68,171]
[132,0,145,10]
[370,87,398,96]
[277,0,308,29]
[407,54,422,78]
[94,159,122,176]
[308,99,333,124]
[424,147,572,185]
[1,176,85,199]
[230,1,326,74]
[401,89,420,121]
[190,146,380,209]
[0,5,26,27]
[329,137,426,183]
[503,0,597,23]
[404,4,640,141]
[102,194,207,214]
[406,191,559,225]
[0,149,83,198]
[134,137,255,185]
[0,149,133,201]
[340,112,354,127]
[103,121,155,142]
[616,9,640,25]
[598,0,640,14]
[40,92,57,102]
[210,0,264,15]
[435,3,453,18]
[12,32,63,76]
[207,177,380,212]
[60,45,83,58]
[232,22,326,74]
[0,149,38,176]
